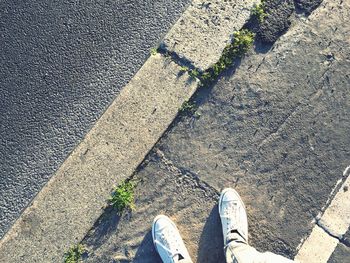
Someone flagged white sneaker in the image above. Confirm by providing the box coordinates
[219,188,248,246]
[152,215,192,263]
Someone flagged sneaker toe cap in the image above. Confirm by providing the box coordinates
[221,188,240,202]
[153,215,173,233]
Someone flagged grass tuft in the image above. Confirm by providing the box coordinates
[150,47,158,56]
[176,29,255,86]
[189,69,200,79]
[109,181,135,214]
[179,100,196,113]
[179,100,201,118]
[179,66,190,73]
[200,29,255,83]
[231,29,255,56]
[64,244,85,263]
[251,1,267,23]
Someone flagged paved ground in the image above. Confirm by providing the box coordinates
[0,0,191,238]
[1,0,349,262]
[82,151,223,262]
[79,0,350,262]
[329,229,350,263]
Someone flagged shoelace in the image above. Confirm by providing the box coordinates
[221,201,240,230]
[221,200,248,247]
[155,228,182,261]
[224,229,247,250]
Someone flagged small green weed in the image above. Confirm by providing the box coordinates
[189,69,200,79]
[150,47,158,56]
[179,67,200,79]
[194,111,201,118]
[64,244,85,263]
[200,29,255,83]
[231,29,255,56]
[251,1,267,23]
[179,100,197,114]
[109,181,135,214]
[201,71,212,81]
[179,66,189,73]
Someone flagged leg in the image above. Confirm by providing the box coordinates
[152,215,193,263]
[225,239,295,263]
[219,188,295,263]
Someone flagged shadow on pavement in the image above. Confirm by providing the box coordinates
[134,230,162,263]
[133,206,225,263]
[197,205,226,263]
[82,206,121,252]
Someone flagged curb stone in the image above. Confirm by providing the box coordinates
[161,0,259,71]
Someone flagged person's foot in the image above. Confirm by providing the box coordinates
[152,215,192,263]
[219,188,248,246]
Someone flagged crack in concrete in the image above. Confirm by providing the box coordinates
[257,103,301,149]
[316,218,343,240]
[313,165,350,248]
[315,218,350,248]
[154,148,220,200]
[254,56,266,73]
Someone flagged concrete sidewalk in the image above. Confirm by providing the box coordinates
[78,0,350,262]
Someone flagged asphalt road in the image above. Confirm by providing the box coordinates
[0,0,191,239]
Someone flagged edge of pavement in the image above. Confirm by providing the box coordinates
[0,0,258,262]
[296,168,350,263]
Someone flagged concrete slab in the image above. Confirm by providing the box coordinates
[156,0,350,258]
[77,1,349,262]
[296,173,350,262]
[81,150,224,263]
[0,55,198,262]
[328,242,350,263]
[161,0,259,71]
[295,225,339,263]
[328,228,350,263]
[318,168,350,238]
